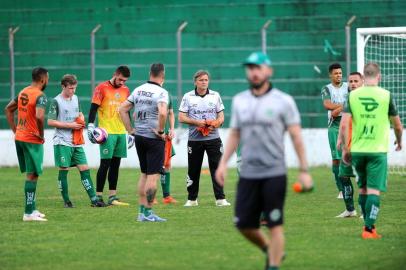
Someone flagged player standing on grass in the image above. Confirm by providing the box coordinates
[321,63,349,199]
[48,74,105,208]
[179,70,231,207]
[87,66,131,206]
[160,94,178,204]
[342,63,403,239]
[119,63,168,222]
[4,67,49,221]
[335,72,364,218]
[216,52,313,270]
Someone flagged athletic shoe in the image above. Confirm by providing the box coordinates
[337,191,343,199]
[360,214,364,219]
[137,213,151,222]
[184,200,198,207]
[108,196,129,206]
[163,196,177,204]
[64,201,74,208]
[362,226,382,239]
[335,210,357,218]
[91,200,107,207]
[32,210,46,218]
[148,213,167,222]
[216,199,231,207]
[23,213,47,222]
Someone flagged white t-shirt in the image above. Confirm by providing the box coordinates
[179,89,224,141]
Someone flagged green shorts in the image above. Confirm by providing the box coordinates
[339,160,355,177]
[54,145,88,168]
[99,134,127,159]
[15,140,44,175]
[328,125,341,160]
[351,153,388,192]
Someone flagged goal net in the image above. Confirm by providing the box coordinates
[357,27,406,175]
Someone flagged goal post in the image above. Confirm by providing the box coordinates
[356,26,406,175]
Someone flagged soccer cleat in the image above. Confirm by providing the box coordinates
[148,213,167,222]
[137,213,152,222]
[163,196,177,204]
[184,200,198,207]
[335,210,357,218]
[64,201,74,208]
[337,191,343,199]
[108,196,129,206]
[23,213,48,222]
[32,210,46,218]
[362,226,382,239]
[91,200,107,207]
[216,199,231,207]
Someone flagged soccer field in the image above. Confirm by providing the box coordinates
[1,166,405,270]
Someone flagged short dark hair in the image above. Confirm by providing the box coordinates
[328,63,342,73]
[115,65,131,78]
[61,74,78,86]
[150,63,165,77]
[349,71,363,78]
[32,67,48,82]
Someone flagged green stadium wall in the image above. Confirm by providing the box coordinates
[0,0,405,128]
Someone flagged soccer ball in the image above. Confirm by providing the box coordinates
[93,127,108,144]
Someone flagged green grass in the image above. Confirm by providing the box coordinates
[0,166,405,270]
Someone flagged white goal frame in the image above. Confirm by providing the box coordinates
[356,26,406,71]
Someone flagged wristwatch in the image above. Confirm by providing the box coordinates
[158,130,164,135]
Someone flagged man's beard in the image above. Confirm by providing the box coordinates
[41,84,47,90]
[112,78,120,88]
[249,78,268,90]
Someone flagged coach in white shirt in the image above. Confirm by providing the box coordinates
[179,70,231,207]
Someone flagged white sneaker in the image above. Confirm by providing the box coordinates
[32,210,46,218]
[335,210,357,218]
[23,213,48,222]
[184,200,198,207]
[215,199,231,207]
[360,214,364,219]
[337,191,343,199]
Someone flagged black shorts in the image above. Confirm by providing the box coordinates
[134,135,165,175]
[235,175,287,229]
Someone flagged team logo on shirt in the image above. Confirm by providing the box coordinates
[359,97,379,112]
[115,93,121,99]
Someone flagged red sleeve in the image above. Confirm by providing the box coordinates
[91,84,104,105]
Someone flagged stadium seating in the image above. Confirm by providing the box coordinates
[1,0,405,128]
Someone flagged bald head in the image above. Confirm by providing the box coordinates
[363,62,380,79]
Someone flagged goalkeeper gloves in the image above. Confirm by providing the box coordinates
[87,123,97,144]
[206,119,222,128]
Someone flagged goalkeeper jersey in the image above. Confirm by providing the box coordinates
[91,81,130,134]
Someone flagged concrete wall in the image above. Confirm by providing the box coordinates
[1,129,404,168]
